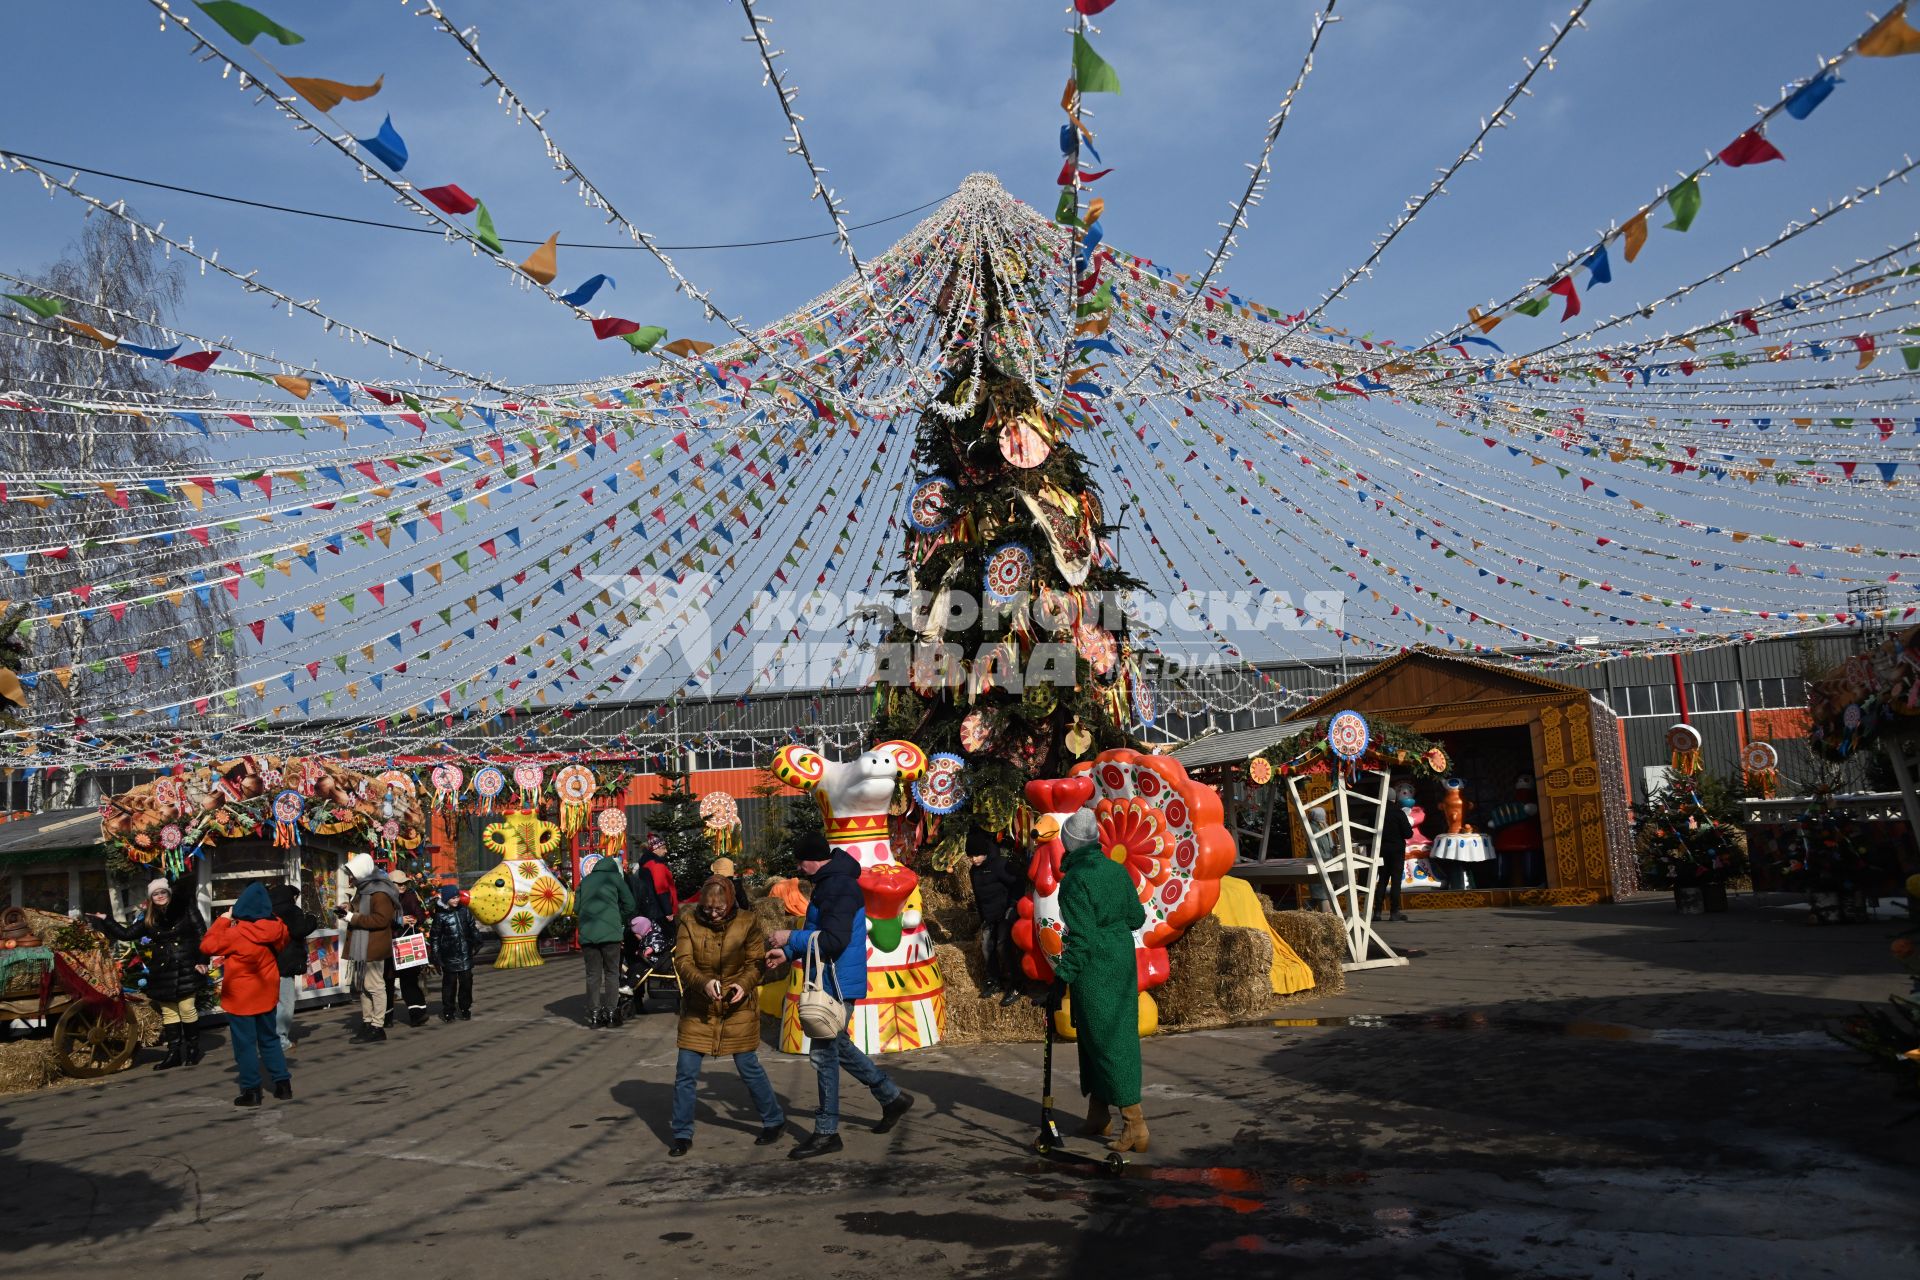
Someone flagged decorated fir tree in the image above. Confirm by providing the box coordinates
[647,754,711,894]
[753,769,822,886]
[1633,771,1748,889]
[872,332,1148,870]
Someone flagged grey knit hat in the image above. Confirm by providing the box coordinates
[1061,809,1100,851]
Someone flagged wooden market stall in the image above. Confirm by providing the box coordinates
[1189,649,1635,909]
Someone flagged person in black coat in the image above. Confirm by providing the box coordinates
[388,870,431,1028]
[1375,787,1414,924]
[428,886,485,1021]
[266,882,317,1054]
[89,876,207,1070]
[966,826,1023,1003]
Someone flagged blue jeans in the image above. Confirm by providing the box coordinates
[275,976,298,1050]
[808,1030,901,1136]
[227,1010,290,1090]
[671,1047,784,1140]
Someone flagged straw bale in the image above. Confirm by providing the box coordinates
[1266,909,1346,997]
[1156,915,1227,1027]
[930,942,1045,1045]
[1217,927,1276,1021]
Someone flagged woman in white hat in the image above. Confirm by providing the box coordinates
[89,876,208,1070]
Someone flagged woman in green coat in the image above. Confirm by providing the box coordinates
[1051,809,1150,1153]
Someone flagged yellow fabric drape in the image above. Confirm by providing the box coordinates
[1210,877,1315,995]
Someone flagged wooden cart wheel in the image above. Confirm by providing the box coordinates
[52,1002,141,1079]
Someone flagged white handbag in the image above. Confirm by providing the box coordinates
[796,933,847,1041]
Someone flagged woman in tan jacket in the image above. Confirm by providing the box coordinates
[667,877,785,1156]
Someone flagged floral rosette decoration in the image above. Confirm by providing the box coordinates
[1253,715,1450,784]
[270,790,305,849]
[472,765,507,814]
[699,791,741,856]
[512,762,545,807]
[596,805,628,857]
[982,543,1033,605]
[913,752,968,815]
[430,762,465,815]
[554,763,597,835]
[906,475,954,534]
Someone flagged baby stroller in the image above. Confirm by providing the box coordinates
[618,915,676,1017]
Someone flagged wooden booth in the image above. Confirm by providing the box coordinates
[1206,649,1634,908]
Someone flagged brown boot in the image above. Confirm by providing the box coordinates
[1077,1098,1112,1138]
[1108,1104,1149,1154]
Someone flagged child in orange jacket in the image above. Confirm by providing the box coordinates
[201,882,292,1107]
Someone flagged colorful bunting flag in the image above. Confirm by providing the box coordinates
[357,115,408,171]
[194,1,303,47]
[1071,33,1123,94]
[283,73,383,113]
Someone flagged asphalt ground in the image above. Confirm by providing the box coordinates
[2,892,1914,1279]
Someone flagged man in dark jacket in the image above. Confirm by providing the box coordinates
[266,882,316,1054]
[766,833,913,1160]
[576,854,636,1029]
[967,826,1023,1002]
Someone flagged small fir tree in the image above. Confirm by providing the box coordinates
[647,754,710,894]
[753,769,822,886]
[1633,770,1748,889]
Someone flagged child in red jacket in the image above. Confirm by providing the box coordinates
[201,882,292,1107]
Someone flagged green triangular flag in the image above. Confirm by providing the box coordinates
[1513,296,1551,317]
[1663,177,1701,232]
[1071,33,1122,94]
[194,1,303,46]
[473,199,503,255]
[452,550,470,572]
[622,326,668,353]
[4,294,62,319]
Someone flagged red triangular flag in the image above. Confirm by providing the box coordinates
[1547,276,1580,320]
[418,184,479,215]
[1718,129,1783,167]
[169,349,222,372]
[591,317,641,340]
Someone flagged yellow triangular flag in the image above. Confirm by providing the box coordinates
[519,233,559,286]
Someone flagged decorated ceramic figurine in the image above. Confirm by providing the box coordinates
[1397,783,1441,891]
[467,810,572,968]
[766,741,944,1054]
[1428,779,1495,890]
[1013,749,1236,1036]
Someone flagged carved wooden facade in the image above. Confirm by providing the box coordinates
[1293,649,1629,905]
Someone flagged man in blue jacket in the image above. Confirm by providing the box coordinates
[766,833,914,1159]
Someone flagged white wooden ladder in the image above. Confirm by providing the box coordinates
[1285,766,1409,971]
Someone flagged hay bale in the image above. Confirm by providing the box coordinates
[931,942,1046,1045]
[1216,926,1275,1022]
[1155,915,1225,1027]
[1266,909,1346,997]
[0,1038,60,1096]
[917,869,971,918]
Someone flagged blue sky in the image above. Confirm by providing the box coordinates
[2,1,1918,705]
[5,1,1914,386]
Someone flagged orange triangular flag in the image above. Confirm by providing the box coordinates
[1468,306,1503,334]
[519,233,559,286]
[271,374,312,399]
[282,74,384,114]
[1860,4,1920,56]
[1622,211,1648,263]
